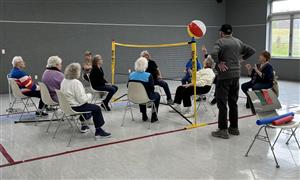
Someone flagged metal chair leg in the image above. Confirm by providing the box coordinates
[245,126,264,157]
[46,111,56,133]
[271,129,283,149]
[264,126,280,168]
[286,127,300,149]
[53,114,65,138]
[121,102,129,127]
[129,103,134,121]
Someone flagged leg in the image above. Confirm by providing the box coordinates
[95,85,118,105]
[173,86,185,105]
[216,79,230,130]
[23,91,45,109]
[228,78,239,129]
[155,79,172,100]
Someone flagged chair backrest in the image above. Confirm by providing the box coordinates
[248,89,282,119]
[55,90,77,115]
[127,81,151,104]
[8,79,28,99]
[38,82,57,106]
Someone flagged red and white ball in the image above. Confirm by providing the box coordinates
[187,20,206,39]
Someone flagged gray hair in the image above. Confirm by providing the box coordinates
[204,55,215,68]
[11,56,23,67]
[64,63,81,80]
[46,56,62,68]
[135,57,148,72]
[140,50,150,57]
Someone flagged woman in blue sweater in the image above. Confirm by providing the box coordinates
[241,51,274,112]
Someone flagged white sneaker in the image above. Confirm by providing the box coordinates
[182,107,191,115]
[169,104,181,113]
[183,108,194,118]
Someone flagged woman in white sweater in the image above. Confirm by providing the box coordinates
[60,63,111,138]
[171,56,215,117]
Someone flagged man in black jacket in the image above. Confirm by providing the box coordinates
[211,24,256,139]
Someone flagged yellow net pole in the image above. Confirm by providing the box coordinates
[191,38,198,126]
[111,40,116,84]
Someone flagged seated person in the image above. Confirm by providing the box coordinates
[9,56,47,116]
[60,63,111,137]
[82,51,93,81]
[140,50,173,104]
[171,56,215,117]
[241,51,274,113]
[181,52,202,85]
[42,56,64,103]
[89,54,118,111]
[128,57,160,123]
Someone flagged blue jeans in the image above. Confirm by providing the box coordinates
[72,103,105,129]
[94,85,118,105]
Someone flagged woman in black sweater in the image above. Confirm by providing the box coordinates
[241,51,274,112]
[89,55,118,111]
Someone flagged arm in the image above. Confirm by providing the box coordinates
[148,75,155,92]
[210,40,222,64]
[74,80,92,104]
[241,43,256,60]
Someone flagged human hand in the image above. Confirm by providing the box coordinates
[245,64,252,71]
[201,45,207,54]
[253,64,258,71]
[217,61,228,72]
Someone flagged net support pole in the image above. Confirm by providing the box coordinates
[111,40,116,84]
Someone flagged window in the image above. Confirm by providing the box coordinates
[268,0,300,58]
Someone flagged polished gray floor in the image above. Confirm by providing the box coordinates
[0,78,299,179]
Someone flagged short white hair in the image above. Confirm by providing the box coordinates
[135,57,148,72]
[140,50,150,57]
[64,63,81,80]
[11,56,23,67]
[204,55,215,68]
[46,56,62,68]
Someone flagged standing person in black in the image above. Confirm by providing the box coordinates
[89,54,118,111]
[211,24,256,139]
[140,50,173,104]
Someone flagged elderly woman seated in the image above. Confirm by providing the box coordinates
[128,57,160,123]
[170,56,215,117]
[42,56,64,103]
[9,56,47,116]
[241,51,274,113]
[60,63,111,138]
[89,54,118,111]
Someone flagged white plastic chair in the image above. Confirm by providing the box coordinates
[122,82,158,129]
[245,89,300,168]
[195,85,216,117]
[55,90,96,146]
[8,79,38,120]
[85,73,109,110]
[38,82,60,132]
[6,74,17,114]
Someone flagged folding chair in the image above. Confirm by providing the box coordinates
[155,85,167,103]
[85,73,109,110]
[122,82,158,129]
[195,86,217,117]
[38,82,60,132]
[55,90,96,146]
[245,89,300,168]
[8,78,38,120]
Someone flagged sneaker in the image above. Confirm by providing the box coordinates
[80,125,90,133]
[101,103,111,111]
[228,127,240,135]
[95,128,111,138]
[211,129,229,139]
[142,113,148,121]
[35,111,48,116]
[151,113,158,123]
[210,98,217,105]
[167,99,174,105]
[182,107,191,115]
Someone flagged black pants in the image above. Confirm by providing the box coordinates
[23,91,45,110]
[94,85,118,105]
[174,85,211,107]
[72,103,105,129]
[154,79,172,100]
[216,78,239,130]
[139,92,160,115]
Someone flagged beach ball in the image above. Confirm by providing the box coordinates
[187,20,206,39]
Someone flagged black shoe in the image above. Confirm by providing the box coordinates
[211,129,229,139]
[142,113,148,121]
[95,128,111,138]
[35,111,48,116]
[80,125,90,133]
[210,98,217,105]
[151,113,158,123]
[228,127,240,135]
